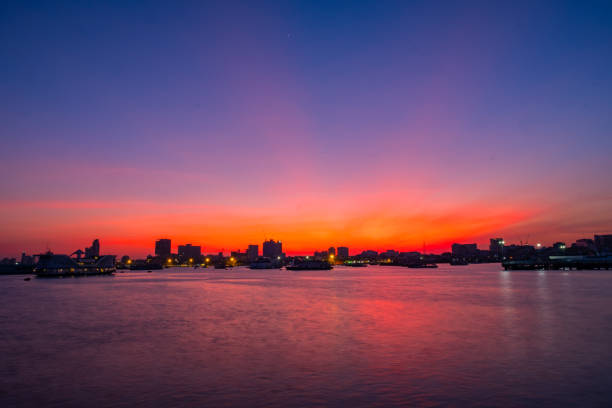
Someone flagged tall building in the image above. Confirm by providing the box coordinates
[489,238,504,258]
[595,234,612,252]
[247,245,258,262]
[328,247,336,257]
[337,247,349,260]
[21,252,34,266]
[178,244,201,260]
[85,239,100,258]
[155,239,171,258]
[451,243,478,258]
[263,239,282,258]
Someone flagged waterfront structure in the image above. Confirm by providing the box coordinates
[337,247,349,260]
[380,249,399,259]
[247,245,258,262]
[489,238,504,259]
[263,239,282,259]
[503,255,612,270]
[574,238,595,249]
[314,250,328,260]
[20,252,34,266]
[84,239,100,258]
[155,239,171,258]
[231,250,248,264]
[451,243,478,258]
[178,244,201,260]
[595,235,612,252]
[34,253,116,276]
[553,242,566,250]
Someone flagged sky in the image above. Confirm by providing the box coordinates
[1,0,612,257]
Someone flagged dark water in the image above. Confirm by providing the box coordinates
[2,264,612,407]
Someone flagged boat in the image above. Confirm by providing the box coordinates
[130,260,163,270]
[503,255,612,270]
[286,260,333,271]
[450,258,469,266]
[344,261,367,267]
[249,257,281,269]
[406,263,438,268]
[34,253,116,277]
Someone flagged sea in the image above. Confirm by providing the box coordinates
[2,264,612,407]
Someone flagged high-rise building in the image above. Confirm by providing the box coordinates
[595,234,612,252]
[247,245,258,262]
[85,239,100,258]
[263,239,282,258]
[328,247,336,257]
[337,247,349,259]
[489,238,504,258]
[155,239,171,258]
[178,244,201,260]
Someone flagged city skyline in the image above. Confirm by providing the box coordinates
[5,233,612,260]
[1,1,612,258]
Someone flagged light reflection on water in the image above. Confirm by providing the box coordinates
[1,264,612,407]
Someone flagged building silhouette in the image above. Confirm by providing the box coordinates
[178,244,201,260]
[247,245,258,262]
[85,239,100,258]
[451,243,478,259]
[263,239,282,258]
[489,238,504,259]
[337,246,349,260]
[595,234,612,252]
[155,239,171,258]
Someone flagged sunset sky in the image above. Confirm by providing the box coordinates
[1,1,612,257]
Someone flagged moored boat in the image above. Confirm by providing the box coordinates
[249,257,281,269]
[406,263,438,268]
[344,261,367,267]
[286,260,333,271]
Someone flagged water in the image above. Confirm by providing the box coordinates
[2,264,612,407]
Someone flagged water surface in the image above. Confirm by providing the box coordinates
[2,264,612,407]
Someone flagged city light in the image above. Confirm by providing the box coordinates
[167,258,172,263]
[189,258,193,263]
